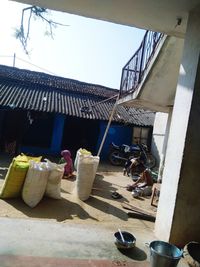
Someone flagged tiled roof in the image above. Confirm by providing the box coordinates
[0,65,154,126]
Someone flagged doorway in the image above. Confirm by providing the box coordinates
[61,117,100,158]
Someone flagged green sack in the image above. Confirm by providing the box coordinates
[0,156,29,198]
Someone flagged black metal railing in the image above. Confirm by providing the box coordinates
[120,31,164,97]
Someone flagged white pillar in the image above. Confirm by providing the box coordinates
[151,112,169,168]
[155,6,200,246]
[157,110,172,182]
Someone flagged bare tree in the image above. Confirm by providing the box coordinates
[14,6,68,54]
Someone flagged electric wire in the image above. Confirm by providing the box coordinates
[0,55,57,75]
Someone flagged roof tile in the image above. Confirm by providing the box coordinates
[0,65,154,126]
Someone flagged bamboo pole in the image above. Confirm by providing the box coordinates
[97,94,119,157]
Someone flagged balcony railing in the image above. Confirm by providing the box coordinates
[120,31,164,97]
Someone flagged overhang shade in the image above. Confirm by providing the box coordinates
[10,0,200,38]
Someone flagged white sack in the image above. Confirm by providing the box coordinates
[74,150,80,171]
[74,148,91,170]
[22,161,50,208]
[44,159,65,199]
[75,154,99,201]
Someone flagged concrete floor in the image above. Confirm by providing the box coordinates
[0,217,150,266]
[0,217,188,267]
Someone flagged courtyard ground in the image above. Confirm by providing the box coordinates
[0,155,188,267]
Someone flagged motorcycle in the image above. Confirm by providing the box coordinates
[108,142,156,169]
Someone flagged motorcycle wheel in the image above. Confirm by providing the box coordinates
[144,154,156,169]
[108,151,124,166]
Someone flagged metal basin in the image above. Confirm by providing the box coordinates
[183,241,200,267]
[149,240,182,267]
[114,231,136,249]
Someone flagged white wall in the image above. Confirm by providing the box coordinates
[155,5,200,244]
[151,112,168,166]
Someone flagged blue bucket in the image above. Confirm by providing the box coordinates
[149,241,182,267]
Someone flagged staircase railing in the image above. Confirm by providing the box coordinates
[119,31,164,97]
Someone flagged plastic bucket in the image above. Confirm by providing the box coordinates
[149,241,182,267]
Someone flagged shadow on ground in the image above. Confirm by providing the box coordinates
[92,174,129,202]
[1,172,129,222]
[118,246,147,261]
[86,196,128,221]
[5,197,98,222]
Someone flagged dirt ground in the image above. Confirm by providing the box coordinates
[0,155,157,228]
[0,157,189,267]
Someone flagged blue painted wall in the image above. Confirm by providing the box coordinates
[21,146,54,156]
[21,116,133,159]
[50,114,65,154]
[21,114,65,156]
[96,121,133,160]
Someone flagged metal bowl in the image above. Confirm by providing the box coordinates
[114,231,136,249]
[183,241,200,267]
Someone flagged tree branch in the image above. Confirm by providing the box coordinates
[14,6,69,54]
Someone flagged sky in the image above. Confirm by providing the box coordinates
[0,0,145,89]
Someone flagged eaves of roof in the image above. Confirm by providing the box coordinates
[0,65,154,126]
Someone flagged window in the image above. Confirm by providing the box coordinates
[133,127,150,145]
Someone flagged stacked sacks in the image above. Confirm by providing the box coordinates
[0,154,65,208]
[44,159,65,199]
[22,159,65,207]
[22,161,50,208]
[0,154,41,199]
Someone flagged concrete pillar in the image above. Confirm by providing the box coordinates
[157,110,172,182]
[155,6,200,246]
[151,112,169,167]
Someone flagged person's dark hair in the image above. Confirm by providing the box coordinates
[137,162,146,174]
